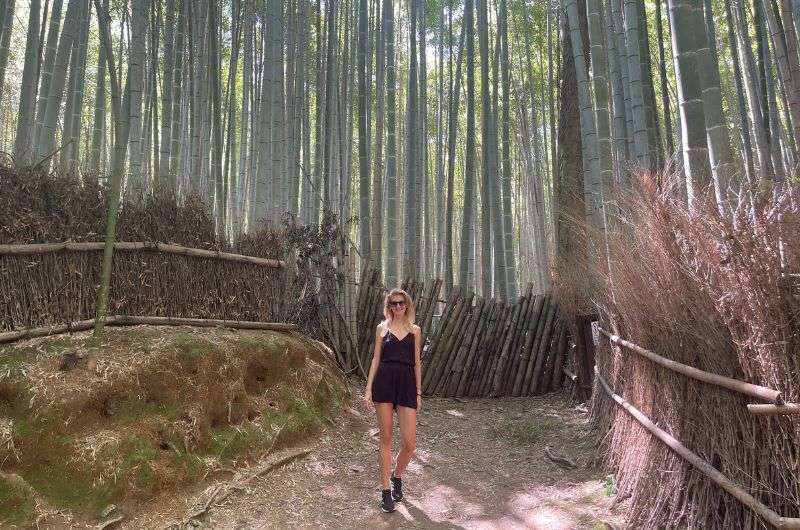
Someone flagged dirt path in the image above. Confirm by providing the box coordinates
[126,381,625,529]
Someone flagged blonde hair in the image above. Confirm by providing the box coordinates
[381,288,416,330]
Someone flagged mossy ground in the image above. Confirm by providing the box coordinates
[0,326,347,526]
[492,415,562,445]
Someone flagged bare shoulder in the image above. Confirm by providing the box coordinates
[376,321,387,335]
[412,324,422,335]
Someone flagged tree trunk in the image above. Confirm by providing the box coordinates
[13,0,41,167]
[564,0,603,230]
[695,0,733,208]
[385,0,399,286]
[0,0,16,109]
[623,0,651,168]
[37,0,81,166]
[459,0,477,292]
[668,0,712,206]
[93,0,132,334]
[357,0,371,259]
[500,0,518,301]
[372,0,387,271]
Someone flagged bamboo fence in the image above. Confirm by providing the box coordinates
[317,258,570,397]
[1,242,294,332]
[0,242,285,268]
[3,237,570,398]
[596,366,800,529]
[0,316,297,344]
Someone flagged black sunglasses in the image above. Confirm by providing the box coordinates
[389,300,406,307]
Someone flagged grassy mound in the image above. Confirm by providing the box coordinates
[0,326,347,526]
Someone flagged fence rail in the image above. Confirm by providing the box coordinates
[0,241,285,268]
[597,327,784,404]
[595,366,800,529]
[0,315,298,345]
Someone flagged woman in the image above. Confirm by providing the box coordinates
[363,288,422,513]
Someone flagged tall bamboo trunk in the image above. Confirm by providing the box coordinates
[13,0,42,167]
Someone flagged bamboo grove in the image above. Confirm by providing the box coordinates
[0,0,796,301]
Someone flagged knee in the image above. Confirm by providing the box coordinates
[379,436,392,451]
[402,439,416,454]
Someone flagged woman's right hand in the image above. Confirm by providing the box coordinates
[363,388,373,408]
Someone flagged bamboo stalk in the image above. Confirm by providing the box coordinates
[497,292,531,394]
[481,301,514,396]
[470,302,501,396]
[526,301,558,395]
[415,279,432,323]
[491,295,534,396]
[512,295,549,395]
[112,315,298,331]
[0,318,101,344]
[540,318,565,394]
[595,366,800,530]
[747,403,800,415]
[549,322,569,391]
[0,241,285,268]
[0,315,297,345]
[468,300,502,396]
[598,327,783,404]
[423,290,469,391]
[430,294,475,394]
[360,286,384,369]
[449,297,488,396]
[422,284,461,367]
[418,279,442,348]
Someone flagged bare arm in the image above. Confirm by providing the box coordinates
[364,324,384,401]
[413,325,422,395]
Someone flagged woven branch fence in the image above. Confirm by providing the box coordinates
[0,242,299,332]
[318,259,571,397]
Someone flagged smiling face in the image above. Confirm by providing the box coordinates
[388,295,407,316]
[383,289,416,325]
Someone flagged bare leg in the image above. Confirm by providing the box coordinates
[375,403,394,489]
[394,405,417,478]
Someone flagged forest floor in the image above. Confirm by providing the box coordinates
[125,380,627,529]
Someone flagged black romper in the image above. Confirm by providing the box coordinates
[371,328,418,410]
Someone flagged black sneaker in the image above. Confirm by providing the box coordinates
[380,488,395,512]
[390,471,403,502]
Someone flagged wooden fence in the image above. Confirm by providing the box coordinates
[2,242,571,399]
[0,242,292,332]
[319,259,570,398]
[596,327,800,528]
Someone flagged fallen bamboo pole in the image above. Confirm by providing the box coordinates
[1,316,297,345]
[595,366,800,530]
[0,318,101,344]
[598,327,783,404]
[747,403,800,416]
[111,315,297,331]
[0,241,285,268]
